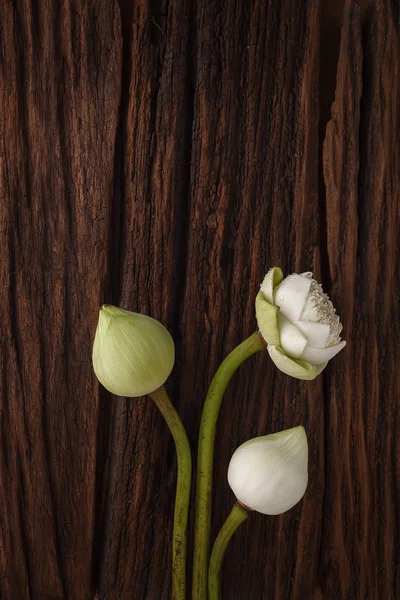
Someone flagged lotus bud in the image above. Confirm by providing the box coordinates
[255,267,346,380]
[92,305,175,397]
[227,426,308,515]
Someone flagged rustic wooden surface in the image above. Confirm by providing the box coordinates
[0,1,399,599]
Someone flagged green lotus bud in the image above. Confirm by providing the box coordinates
[227,426,308,515]
[255,268,346,380]
[92,305,175,397]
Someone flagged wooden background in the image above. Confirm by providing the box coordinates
[0,0,399,598]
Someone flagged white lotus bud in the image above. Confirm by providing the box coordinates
[227,426,308,515]
[92,305,175,397]
[255,267,346,380]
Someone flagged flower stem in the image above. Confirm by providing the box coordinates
[149,385,192,600]
[192,332,266,599]
[208,502,250,600]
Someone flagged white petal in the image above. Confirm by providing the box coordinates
[300,340,346,365]
[274,274,312,321]
[293,321,330,348]
[278,314,308,358]
[227,427,308,515]
[300,271,313,278]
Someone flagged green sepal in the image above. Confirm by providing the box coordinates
[255,292,280,346]
[259,267,284,303]
[267,345,317,381]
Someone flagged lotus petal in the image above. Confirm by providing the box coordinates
[267,345,317,380]
[274,274,312,321]
[300,340,346,365]
[293,321,330,348]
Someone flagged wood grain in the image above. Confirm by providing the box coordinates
[0,1,121,598]
[96,1,193,598]
[322,0,400,597]
[0,0,399,599]
[181,1,325,598]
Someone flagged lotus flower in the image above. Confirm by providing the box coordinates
[92,305,175,397]
[227,426,308,515]
[255,267,346,380]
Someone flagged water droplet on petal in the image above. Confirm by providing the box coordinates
[296,288,301,292]
[279,295,284,301]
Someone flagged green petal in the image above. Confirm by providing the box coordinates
[255,292,280,345]
[267,345,317,380]
[259,267,284,303]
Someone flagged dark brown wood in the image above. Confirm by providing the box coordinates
[322,0,400,598]
[181,0,324,598]
[0,2,122,598]
[1,0,399,598]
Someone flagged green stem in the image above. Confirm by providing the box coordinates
[208,503,250,600]
[192,332,266,599]
[149,385,192,600]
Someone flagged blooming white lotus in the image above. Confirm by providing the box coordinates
[92,305,175,397]
[255,267,346,380]
[227,426,308,515]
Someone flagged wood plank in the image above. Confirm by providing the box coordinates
[0,0,399,598]
[0,2,121,597]
[180,1,323,598]
[322,0,400,597]
[96,1,193,598]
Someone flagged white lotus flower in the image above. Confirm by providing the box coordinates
[92,305,175,397]
[227,426,308,515]
[255,267,346,380]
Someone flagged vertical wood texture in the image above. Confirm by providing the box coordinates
[0,2,122,598]
[322,0,400,597]
[0,0,399,598]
